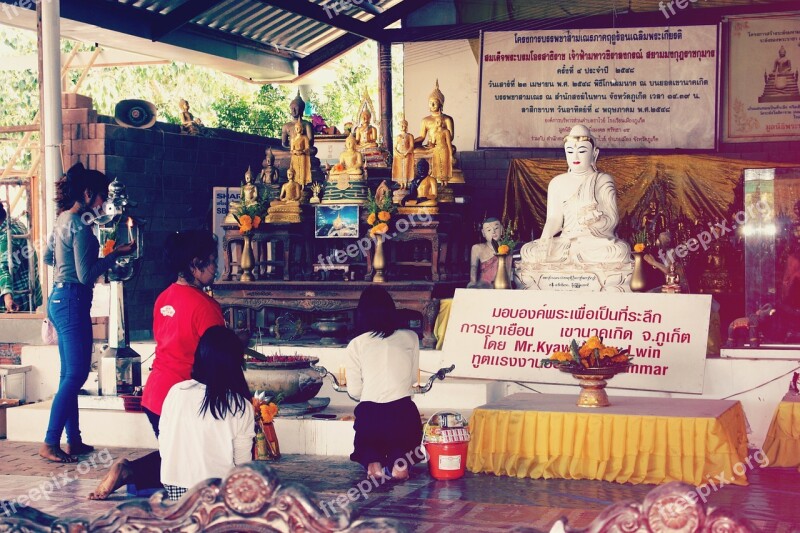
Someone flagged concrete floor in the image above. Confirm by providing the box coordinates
[0,442,798,531]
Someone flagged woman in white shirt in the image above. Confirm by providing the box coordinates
[345,286,422,482]
[159,326,255,500]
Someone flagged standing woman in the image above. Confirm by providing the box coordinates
[89,229,223,499]
[41,163,136,463]
[345,286,422,481]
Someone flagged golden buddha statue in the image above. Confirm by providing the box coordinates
[415,80,454,152]
[281,91,315,150]
[290,121,312,187]
[399,159,438,214]
[354,108,378,149]
[323,135,368,204]
[429,116,454,183]
[265,168,303,224]
[392,118,415,186]
[179,99,204,136]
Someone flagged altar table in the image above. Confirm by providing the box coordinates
[467,393,749,486]
[762,398,800,469]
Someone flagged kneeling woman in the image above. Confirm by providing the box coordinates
[159,326,255,500]
[345,286,422,481]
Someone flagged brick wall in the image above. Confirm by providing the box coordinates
[65,95,283,337]
[0,343,23,365]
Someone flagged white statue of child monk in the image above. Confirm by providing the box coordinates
[468,217,511,288]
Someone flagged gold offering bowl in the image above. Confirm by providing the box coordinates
[558,365,630,407]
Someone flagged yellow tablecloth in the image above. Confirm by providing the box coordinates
[467,393,750,486]
[763,400,800,468]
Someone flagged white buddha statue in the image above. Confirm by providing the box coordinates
[516,125,632,291]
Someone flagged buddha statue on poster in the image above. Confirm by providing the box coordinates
[265,168,303,224]
[322,135,368,204]
[515,125,633,292]
[759,46,800,103]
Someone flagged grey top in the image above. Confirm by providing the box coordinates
[44,211,118,285]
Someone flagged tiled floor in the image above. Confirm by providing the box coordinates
[0,441,798,531]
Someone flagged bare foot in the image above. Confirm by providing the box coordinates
[39,443,77,463]
[65,442,94,456]
[88,458,131,500]
[391,466,409,481]
[367,462,383,480]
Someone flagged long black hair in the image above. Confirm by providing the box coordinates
[354,285,398,338]
[192,326,251,420]
[55,163,110,215]
[164,230,218,283]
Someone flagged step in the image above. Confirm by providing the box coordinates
[6,400,473,456]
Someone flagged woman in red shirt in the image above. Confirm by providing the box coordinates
[89,230,223,499]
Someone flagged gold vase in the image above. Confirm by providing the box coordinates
[630,251,646,292]
[493,254,511,289]
[372,234,386,282]
[573,373,612,407]
[240,234,255,282]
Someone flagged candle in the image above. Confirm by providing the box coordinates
[127,217,134,242]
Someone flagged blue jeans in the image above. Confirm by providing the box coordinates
[44,283,93,446]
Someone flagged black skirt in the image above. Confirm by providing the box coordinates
[351,396,423,470]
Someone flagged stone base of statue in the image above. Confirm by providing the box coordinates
[397,205,439,216]
[265,203,302,224]
[321,173,369,204]
[437,183,455,203]
[758,72,800,103]
[515,262,633,292]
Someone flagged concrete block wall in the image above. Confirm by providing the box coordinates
[64,95,284,337]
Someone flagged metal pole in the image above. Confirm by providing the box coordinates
[42,0,61,239]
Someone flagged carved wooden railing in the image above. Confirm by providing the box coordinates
[0,462,402,532]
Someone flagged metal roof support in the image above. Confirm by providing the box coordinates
[151,0,227,42]
[41,0,61,239]
[251,0,383,41]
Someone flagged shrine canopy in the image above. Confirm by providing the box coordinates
[0,0,421,82]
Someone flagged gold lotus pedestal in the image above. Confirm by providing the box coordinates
[559,366,630,407]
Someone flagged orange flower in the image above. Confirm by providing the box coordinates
[333,163,344,172]
[253,215,261,229]
[378,210,391,222]
[374,222,389,234]
[367,213,377,225]
[599,347,618,359]
[633,243,645,253]
[497,244,510,255]
[549,351,571,362]
[102,239,115,257]
[584,336,603,350]
[238,214,253,234]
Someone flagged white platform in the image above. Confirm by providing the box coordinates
[7,344,800,453]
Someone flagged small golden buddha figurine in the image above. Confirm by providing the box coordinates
[429,116,454,183]
[392,117,415,186]
[290,121,312,187]
[265,168,303,224]
[324,135,368,204]
[399,159,438,213]
[354,108,378,149]
[414,80,455,154]
[241,166,260,207]
[281,91,315,150]
[179,99,204,135]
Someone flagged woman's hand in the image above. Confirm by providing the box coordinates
[114,240,137,256]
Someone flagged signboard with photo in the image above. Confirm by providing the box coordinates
[314,205,360,238]
[723,14,800,143]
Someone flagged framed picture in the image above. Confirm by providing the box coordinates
[314,205,360,238]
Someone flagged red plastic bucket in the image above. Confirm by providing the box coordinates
[425,441,469,480]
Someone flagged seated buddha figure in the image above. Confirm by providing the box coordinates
[400,159,438,212]
[265,168,303,224]
[179,99,205,136]
[226,166,262,224]
[323,135,368,204]
[518,125,632,268]
[354,109,379,150]
[281,91,315,151]
[414,80,455,157]
[759,46,800,102]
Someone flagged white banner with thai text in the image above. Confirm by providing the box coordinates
[477,26,717,149]
[441,289,711,393]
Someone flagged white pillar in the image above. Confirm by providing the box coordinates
[41,0,61,236]
[40,0,62,313]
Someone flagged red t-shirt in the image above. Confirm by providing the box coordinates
[141,283,225,415]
